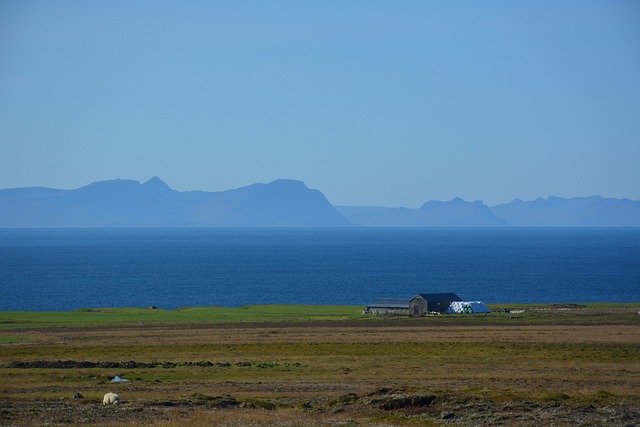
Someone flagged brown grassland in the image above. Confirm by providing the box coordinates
[1,303,639,426]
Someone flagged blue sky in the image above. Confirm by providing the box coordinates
[1,1,639,207]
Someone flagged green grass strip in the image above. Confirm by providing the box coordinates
[0,305,367,328]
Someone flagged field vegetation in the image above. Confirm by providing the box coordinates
[0,305,367,329]
[1,303,639,426]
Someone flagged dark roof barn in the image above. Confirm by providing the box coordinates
[410,293,461,315]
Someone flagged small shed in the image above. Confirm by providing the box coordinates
[364,298,410,316]
[410,293,462,315]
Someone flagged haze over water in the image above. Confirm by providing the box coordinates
[1,228,638,311]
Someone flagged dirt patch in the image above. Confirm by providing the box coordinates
[3,392,639,427]
[377,394,436,410]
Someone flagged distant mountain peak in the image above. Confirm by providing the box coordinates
[79,178,140,192]
[490,195,640,227]
[271,178,304,184]
[143,176,173,193]
[145,176,165,184]
[264,179,308,189]
[0,176,351,227]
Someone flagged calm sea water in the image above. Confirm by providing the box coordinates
[0,228,638,311]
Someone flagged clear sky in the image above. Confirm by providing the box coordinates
[1,1,639,207]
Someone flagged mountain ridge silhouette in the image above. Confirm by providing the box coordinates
[1,178,638,227]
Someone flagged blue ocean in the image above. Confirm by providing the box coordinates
[0,228,639,311]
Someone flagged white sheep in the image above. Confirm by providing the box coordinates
[102,392,120,405]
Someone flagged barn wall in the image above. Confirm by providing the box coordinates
[409,297,428,316]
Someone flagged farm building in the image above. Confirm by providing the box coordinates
[365,293,463,316]
[410,293,462,315]
[364,298,410,316]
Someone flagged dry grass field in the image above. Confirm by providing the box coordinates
[1,304,639,426]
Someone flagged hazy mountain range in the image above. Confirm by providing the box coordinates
[0,177,638,227]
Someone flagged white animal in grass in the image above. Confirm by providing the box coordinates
[102,392,120,405]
